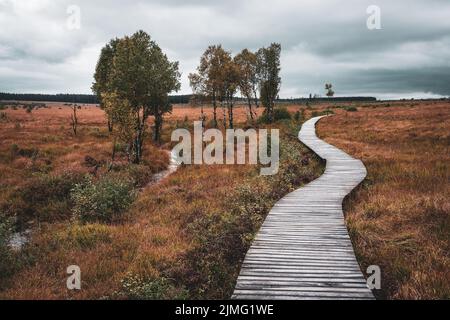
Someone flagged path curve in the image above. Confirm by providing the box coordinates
[232,116,374,300]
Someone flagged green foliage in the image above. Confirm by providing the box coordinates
[257,43,282,123]
[71,175,136,223]
[119,273,188,300]
[345,106,358,112]
[325,83,335,97]
[258,107,291,123]
[93,30,181,158]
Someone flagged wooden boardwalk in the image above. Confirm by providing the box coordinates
[232,116,374,300]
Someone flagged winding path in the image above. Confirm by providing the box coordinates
[232,116,374,300]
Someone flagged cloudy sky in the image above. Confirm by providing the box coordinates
[1,0,450,99]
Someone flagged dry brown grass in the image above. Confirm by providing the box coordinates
[317,101,450,299]
[0,103,322,299]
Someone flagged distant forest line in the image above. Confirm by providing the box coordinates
[0,92,378,105]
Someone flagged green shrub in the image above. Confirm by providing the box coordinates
[71,175,136,223]
[345,106,358,112]
[258,107,292,123]
[0,112,7,121]
[119,273,188,300]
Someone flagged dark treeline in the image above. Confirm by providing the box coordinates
[277,96,377,103]
[0,93,192,105]
[0,92,377,105]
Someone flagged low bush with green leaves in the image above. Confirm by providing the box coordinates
[258,107,292,123]
[118,273,188,300]
[71,175,136,223]
[345,106,358,112]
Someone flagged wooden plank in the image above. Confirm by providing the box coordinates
[232,116,374,300]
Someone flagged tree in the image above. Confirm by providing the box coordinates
[69,104,78,136]
[92,30,180,164]
[257,43,281,123]
[234,49,258,121]
[189,45,230,128]
[92,38,119,132]
[221,58,240,129]
[148,47,181,143]
[325,83,335,98]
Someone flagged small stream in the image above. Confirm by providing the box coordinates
[150,149,181,184]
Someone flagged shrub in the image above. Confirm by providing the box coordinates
[0,112,7,121]
[71,175,136,223]
[345,106,358,112]
[124,164,154,188]
[258,107,292,123]
[119,273,188,300]
[8,172,85,225]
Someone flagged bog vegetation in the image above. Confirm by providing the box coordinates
[0,28,448,300]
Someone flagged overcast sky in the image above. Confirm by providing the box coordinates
[1,0,450,99]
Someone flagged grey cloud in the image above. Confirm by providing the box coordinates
[0,0,449,99]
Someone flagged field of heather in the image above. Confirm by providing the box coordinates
[318,101,450,299]
[0,102,322,299]
[0,100,448,299]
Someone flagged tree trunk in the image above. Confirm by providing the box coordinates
[107,117,113,133]
[228,95,234,129]
[212,92,218,128]
[154,113,163,145]
[108,137,117,172]
[247,97,254,121]
[253,88,259,108]
[222,101,227,129]
[70,106,78,136]
[133,113,144,164]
